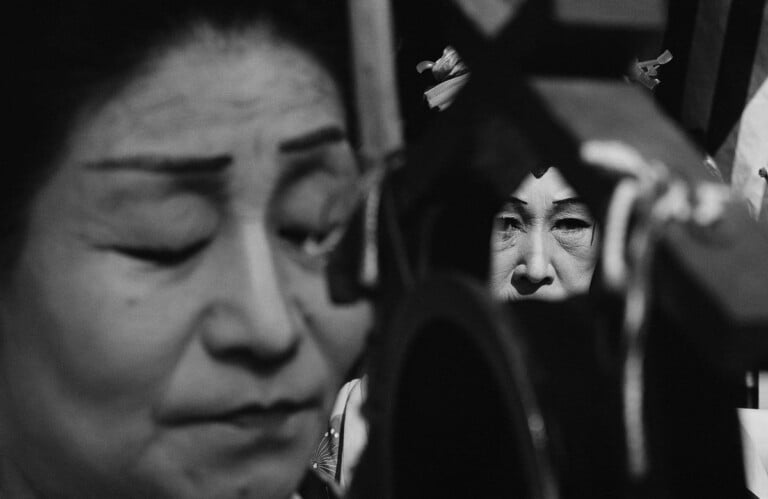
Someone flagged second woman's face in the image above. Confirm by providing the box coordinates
[491,168,598,301]
[0,28,370,498]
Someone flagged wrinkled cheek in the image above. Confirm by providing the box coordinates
[558,233,600,267]
[570,269,594,293]
[489,249,517,294]
[549,237,598,294]
[556,234,594,257]
[557,252,598,294]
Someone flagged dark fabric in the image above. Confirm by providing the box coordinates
[655,0,767,181]
[299,469,342,499]
[706,0,766,154]
[655,0,700,125]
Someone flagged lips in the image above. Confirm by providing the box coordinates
[159,395,323,430]
[213,399,320,429]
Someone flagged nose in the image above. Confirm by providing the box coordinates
[511,228,555,294]
[201,220,299,366]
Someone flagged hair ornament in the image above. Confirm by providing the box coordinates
[417,46,470,111]
[627,49,673,90]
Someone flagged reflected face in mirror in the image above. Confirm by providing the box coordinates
[491,167,598,301]
[0,26,370,499]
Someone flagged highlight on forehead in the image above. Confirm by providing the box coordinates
[166,11,339,66]
[106,16,344,133]
[181,19,279,53]
[141,19,280,73]
[150,18,341,98]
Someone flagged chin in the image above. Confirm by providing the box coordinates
[187,468,301,499]
[128,430,319,499]
[132,459,306,499]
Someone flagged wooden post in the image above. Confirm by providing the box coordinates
[348,0,403,163]
[347,0,404,289]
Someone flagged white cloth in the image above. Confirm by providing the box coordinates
[740,408,768,498]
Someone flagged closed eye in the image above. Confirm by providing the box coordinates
[111,238,211,266]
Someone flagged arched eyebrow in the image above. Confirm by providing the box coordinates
[507,196,528,206]
[278,126,347,153]
[552,197,584,207]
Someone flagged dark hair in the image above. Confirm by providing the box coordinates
[2,0,353,271]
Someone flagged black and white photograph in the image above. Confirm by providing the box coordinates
[1,1,766,497]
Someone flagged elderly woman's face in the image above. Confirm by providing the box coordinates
[0,29,370,498]
[491,168,598,301]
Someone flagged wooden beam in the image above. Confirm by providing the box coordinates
[348,0,403,161]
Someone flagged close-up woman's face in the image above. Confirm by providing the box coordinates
[0,26,370,499]
[491,167,599,301]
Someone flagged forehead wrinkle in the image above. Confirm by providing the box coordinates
[179,24,340,103]
[71,20,341,146]
[65,24,346,229]
[112,28,338,132]
[210,87,333,124]
[116,81,269,135]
